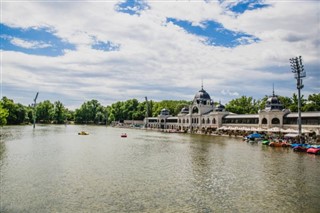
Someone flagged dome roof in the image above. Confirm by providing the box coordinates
[264,86,284,111]
[160,108,170,116]
[216,101,225,111]
[180,107,189,114]
[267,96,280,104]
[265,94,283,111]
[194,88,211,100]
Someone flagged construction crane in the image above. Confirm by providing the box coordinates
[33,92,39,129]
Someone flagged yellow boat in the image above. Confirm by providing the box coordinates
[78,131,89,135]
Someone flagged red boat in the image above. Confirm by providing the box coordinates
[306,147,320,155]
[121,133,127,138]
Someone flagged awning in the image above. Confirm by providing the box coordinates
[284,133,299,138]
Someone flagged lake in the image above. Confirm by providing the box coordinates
[1,125,319,212]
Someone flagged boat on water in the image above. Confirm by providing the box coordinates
[78,131,89,135]
[261,140,270,145]
[293,146,309,152]
[121,133,127,138]
[269,141,291,147]
[306,147,320,155]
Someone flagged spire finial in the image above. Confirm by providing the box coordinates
[272,83,275,96]
[201,78,203,90]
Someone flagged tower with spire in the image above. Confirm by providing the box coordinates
[190,82,215,115]
[264,84,284,111]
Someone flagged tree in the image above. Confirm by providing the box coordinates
[0,102,9,126]
[1,97,27,124]
[225,96,259,114]
[278,96,293,110]
[74,99,106,124]
[289,93,306,112]
[303,93,320,112]
[53,101,67,124]
[36,100,54,123]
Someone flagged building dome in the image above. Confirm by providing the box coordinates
[194,88,211,100]
[180,107,189,114]
[216,101,225,112]
[265,90,283,111]
[160,108,170,116]
[193,86,214,106]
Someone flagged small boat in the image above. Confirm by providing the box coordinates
[306,147,320,155]
[293,146,308,152]
[269,141,291,147]
[121,133,127,138]
[78,131,89,135]
[261,140,270,145]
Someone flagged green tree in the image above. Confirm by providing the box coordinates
[74,100,106,124]
[289,93,306,112]
[302,93,320,111]
[1,97,27,124]
[278,96,293,110]
[53,101,67,124]
[36,100,54,123]
[0,102,9,126]
[225,96,259,114]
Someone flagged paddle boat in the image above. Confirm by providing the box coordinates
[269,141,291,147]
[293,146,309,152]
[306,147,320,155]
[261,140,270,145]
[78,131,89,135]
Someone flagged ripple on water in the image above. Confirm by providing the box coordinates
[1,126,320,212]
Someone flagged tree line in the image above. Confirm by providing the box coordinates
[0,93,319,126]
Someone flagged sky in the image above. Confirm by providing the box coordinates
[1,0,319,109]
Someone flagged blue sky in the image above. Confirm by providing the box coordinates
[1,0,319,109]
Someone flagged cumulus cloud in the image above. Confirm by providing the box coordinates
[221,89,240,97]
[10,37,52,49]
[1,1,319,109]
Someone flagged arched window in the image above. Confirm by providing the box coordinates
[212,118,216,124]
[262,118,267,124]
[186,119,189,124]
[202,118,205,124]
[272,118,280,124]
[192,107,199,114]
[207,118,210,124]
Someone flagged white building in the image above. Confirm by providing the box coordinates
[145,86,320,134]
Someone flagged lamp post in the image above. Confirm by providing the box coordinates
[33,92,39,129]
[289,56,306,142]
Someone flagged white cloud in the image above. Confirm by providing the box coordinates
[10,37,52,49]
[1,1,319,109]
[221,89,240,97]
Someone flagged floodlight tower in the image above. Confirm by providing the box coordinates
[33,92,39,129]
[289,56,306,141]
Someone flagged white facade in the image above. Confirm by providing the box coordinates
[145,87,320,134]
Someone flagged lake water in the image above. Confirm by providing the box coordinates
[1,125,319,213]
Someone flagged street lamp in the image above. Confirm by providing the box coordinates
[33,92,39,129]
[289,56,306,142]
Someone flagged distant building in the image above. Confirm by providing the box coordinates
[144,86,320,134]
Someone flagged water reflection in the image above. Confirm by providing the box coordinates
[0,140,6,162]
